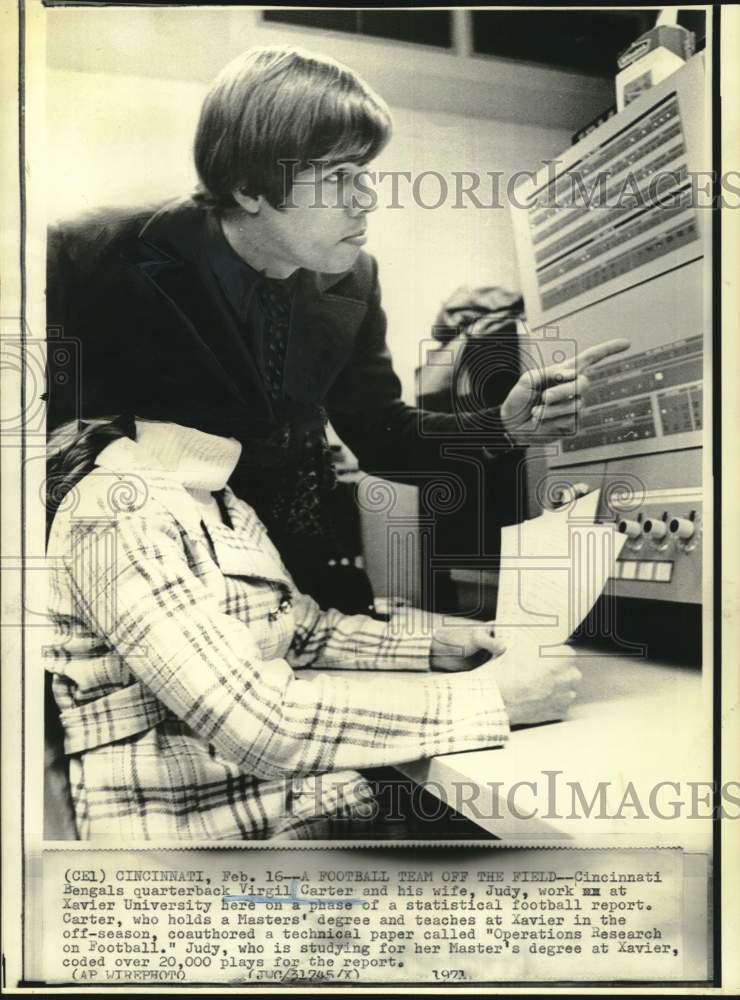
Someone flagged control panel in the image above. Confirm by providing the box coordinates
[609,489,702,603]
[510,55,708,608]
[519,80,704,329]
[561,334,702,462]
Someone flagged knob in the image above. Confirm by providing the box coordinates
[669,516,695,541]
[618,518,642,539]
[643,518,667,542]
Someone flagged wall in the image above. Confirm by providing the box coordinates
[42,7,613,603]
[44,6,612,399]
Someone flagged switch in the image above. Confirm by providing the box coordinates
[643,518,668,542]
[638,562,654,581]
[669,516,695,541]
[620,561,637,580]
[654,562,673,582]
[618,518,642,539]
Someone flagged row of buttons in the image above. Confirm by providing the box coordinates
[614,560,673,582]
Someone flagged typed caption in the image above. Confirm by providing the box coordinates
[34,847,708,985]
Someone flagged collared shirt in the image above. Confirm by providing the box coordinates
[204,211,339,554]
[45,453,510,841]
[204,211,298,387]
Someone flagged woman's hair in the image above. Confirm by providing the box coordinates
[193,45,392,210]
[46,416,133,533]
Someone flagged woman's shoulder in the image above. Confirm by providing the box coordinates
[48,466,198,544]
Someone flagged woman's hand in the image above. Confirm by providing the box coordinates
[474,641,583,726]
[429,620,583,724]
[430,620,506,672]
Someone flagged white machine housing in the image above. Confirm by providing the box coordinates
[510,54,709,604]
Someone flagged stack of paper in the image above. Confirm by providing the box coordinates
[493,489,627,652]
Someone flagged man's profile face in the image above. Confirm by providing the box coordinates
[259,161,376,275]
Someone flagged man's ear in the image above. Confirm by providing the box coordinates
[232,188,262,215]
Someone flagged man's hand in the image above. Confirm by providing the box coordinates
[500,338,631,446]
[430,620,506,672]
[475,643,583,726]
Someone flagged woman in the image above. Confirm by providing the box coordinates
[46,416,580,841]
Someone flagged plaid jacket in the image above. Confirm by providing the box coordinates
[46,456,509,841]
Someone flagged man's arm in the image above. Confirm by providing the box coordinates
[46,205,164,432]
[327,256,516,482]
[327,256,630,481]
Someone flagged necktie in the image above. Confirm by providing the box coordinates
[255,278,337,549]
[259,277,291,404]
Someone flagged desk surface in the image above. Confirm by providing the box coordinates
[397,646,712,847]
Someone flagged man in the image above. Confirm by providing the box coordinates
[47,44,628,601]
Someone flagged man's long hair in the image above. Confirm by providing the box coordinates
[194,45,391,210]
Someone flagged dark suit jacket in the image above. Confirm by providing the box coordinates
[46,196,513,483]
